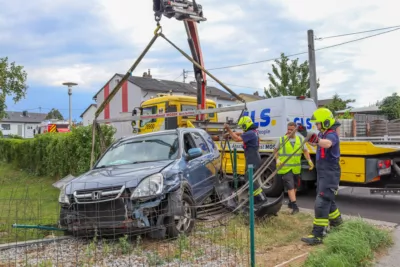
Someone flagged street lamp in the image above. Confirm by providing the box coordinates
[62,82,78,127]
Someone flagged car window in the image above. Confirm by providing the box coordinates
[190,132,209,155]
[95,133,179,167]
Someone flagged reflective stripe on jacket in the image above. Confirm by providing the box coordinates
[277,135,302,175]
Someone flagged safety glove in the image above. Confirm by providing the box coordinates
[296,124,308,138]
[307,132,320,144]
[276,159,282,168]
[308,159,314,170]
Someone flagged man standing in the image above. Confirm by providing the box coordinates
[301,108,343,245]
[274,122,314,214]
[224,116,266,204]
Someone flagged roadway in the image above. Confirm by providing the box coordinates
[294,187,400,224]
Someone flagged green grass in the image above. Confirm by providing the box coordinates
[303,218,394,267]
[0,163,61,243]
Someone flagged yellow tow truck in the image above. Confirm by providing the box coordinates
[133,94,400,197]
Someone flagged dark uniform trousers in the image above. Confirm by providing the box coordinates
[312,159,342,237]
[244,148,264,203]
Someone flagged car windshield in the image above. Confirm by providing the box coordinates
[140,106,157,127]
[95,133,179,168]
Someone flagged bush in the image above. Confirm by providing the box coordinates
[0,124,116,178]
[304,218,393,267]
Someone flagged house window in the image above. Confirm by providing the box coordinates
[27,126,33,130]
[1,124,10,130]
[218,104,223,108]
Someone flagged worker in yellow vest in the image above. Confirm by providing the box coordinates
[274,122,314,214]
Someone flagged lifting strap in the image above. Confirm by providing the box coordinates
[94,25,162,119]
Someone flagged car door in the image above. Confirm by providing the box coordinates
[189,131,215,201]
[181,132,204,202]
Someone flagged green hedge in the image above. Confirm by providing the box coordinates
[0,125,116,178]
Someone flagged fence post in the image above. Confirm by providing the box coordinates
[248,164,255,267]
[233,148,238,191]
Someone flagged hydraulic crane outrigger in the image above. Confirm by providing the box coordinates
[153,0,208,121]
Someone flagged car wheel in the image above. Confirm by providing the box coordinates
[257,158,284,197]
[166,192,196,238]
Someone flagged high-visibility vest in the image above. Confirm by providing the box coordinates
[277,135,302,175]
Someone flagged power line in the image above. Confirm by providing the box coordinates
[187,26,400,71]
[173,73,183,81]
[315,24,400,40]
[315,27,400,51]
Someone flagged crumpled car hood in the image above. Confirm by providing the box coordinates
[64,160,174,194]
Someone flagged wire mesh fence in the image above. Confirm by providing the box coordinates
[0,162,315,267]
[0,182,255,267]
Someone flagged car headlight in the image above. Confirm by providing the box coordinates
[131,173,164,198]
[58,184,70,204]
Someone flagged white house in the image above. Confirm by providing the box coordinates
[80,104,97,126]
[0,111,47,138]
[92,70,237,138]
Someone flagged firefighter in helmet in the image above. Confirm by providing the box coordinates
[301,108,343,245]
[224,116,266,203]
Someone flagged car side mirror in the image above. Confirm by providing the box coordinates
[186,148,202,161]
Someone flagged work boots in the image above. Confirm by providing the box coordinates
[288,200,299,215]
[301,234,323,245]
[301,225,326,245]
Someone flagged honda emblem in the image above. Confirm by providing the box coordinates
[91,191,102,200]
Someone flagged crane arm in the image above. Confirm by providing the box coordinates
[153,0,207,120]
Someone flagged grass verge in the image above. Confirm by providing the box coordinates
[302,218,394,267]
[0,163,60,243]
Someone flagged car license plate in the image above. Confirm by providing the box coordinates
[378,168,391,176]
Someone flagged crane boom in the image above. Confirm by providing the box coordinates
[153,0,207,120]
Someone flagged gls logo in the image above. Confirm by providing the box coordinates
[243,109,271,127]
[294,117,312,129]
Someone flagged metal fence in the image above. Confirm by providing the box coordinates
[0,166,313,267]
[354,114,388,137]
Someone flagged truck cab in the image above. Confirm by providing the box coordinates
[136,94,218,134]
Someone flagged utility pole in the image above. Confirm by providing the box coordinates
[183,69,188,83]
[62,82,78,127]
[307,29,318,106]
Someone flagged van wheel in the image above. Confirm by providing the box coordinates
[258,158,284,197]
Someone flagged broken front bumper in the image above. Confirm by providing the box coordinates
[61,197,164,233]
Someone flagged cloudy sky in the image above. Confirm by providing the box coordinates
[1,0,399,120]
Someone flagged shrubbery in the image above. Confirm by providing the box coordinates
[0,125,116,179]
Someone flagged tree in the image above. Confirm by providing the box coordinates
[46,108,64,120]
[264,53,320,98]
[0,57,28,119]
[379,93,400,120]
[325,93,355,114]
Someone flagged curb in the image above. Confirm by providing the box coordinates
[0,236,72,251]
[297,207,398,228]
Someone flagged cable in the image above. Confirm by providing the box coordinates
[315,27,400,51]
[173,73,183,81]
[315,24,400,40]
[187,26,400,71]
